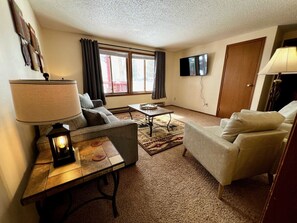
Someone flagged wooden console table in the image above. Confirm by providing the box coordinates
[21,136,125,222]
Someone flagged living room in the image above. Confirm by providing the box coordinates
[1,0,297,222]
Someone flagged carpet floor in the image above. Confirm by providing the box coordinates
[48,106,269,223]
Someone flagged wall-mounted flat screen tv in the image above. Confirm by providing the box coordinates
[180,54,208,76]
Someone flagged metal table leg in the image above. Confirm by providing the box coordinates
[149,117,154,137]
[39,171,121,223]
[167,113,172,132]
[128,107,133,119]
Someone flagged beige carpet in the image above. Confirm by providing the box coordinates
[46,106,269,223]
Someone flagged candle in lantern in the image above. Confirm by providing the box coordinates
[56,136,67,155]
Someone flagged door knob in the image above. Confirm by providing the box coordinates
[246,83,254,87]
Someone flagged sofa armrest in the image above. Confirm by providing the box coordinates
[183,121,239,185]
[92,99,103,108]
[72,120,138,165]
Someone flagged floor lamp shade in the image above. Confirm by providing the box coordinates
[9,80,81,125]
[258,47,297,75]
[258,47,297,111]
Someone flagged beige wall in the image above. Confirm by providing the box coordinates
[0,0,43,222]
[42,26,280,114]
[170,27,278,115]
[42,29,172,109]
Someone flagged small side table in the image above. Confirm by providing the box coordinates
[21,136,125,222]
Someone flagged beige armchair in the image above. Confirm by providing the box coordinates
[183,111,287,199]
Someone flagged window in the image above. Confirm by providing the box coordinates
[132,54,155,92]
[100,49,128,94]
[99,48,155,95]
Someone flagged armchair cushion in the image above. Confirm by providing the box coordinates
[278,100,297,124]
[221,111,285,142]
[79,93,94,109]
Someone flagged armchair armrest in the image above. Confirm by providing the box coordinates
[232,130,287,179]
[92,99,103,108]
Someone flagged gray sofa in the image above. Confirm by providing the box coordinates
[37,99,138,166]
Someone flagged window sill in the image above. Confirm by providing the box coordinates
[105,92,152,97]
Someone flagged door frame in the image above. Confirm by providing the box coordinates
[216,37,266,117]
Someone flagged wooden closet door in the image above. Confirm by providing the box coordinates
[217,37,266,118]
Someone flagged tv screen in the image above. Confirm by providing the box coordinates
[180,54,208,76]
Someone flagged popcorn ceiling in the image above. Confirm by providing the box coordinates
[29,0,297,51]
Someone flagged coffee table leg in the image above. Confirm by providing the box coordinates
[128,107,133,119]
[167,113,172,131]
[149,117,153,137]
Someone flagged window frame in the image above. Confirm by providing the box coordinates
[99,47,155,96]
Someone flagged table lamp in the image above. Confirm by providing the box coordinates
[9,79,81,167]
[258,46,297,111]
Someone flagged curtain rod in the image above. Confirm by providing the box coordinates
[98,42,155,53]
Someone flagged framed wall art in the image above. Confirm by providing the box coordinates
[38,55,45,73]
[9,0,45,72]
[9,0,25,38]
[28,24,40,53]
[21,18,31,42]
[29,44,40,71]
[21,39,31,66]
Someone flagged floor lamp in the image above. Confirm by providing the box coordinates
[258,47,297,111]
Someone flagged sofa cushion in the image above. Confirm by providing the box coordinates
[65,113,88,130]
[79,93,94,109]
[106,115,119,123]
[278,100,297,124]
[92,106,113,116]
[38,113,87,136]
[82,109,110,126]
[221,111,285,142]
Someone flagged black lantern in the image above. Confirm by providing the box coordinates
[47,123,75,167]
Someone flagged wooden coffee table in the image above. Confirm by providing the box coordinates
[128,104,174,137]
[21,137,125,221]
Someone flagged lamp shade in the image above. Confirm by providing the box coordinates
[9,80,81,125]
[258,47,297,75]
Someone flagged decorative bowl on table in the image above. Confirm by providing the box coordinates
[140,103,158,110]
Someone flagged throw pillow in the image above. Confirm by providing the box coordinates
[64,113,88,130]
[82,109,110,126]
[221,111,285,142]
[79,93,94,109]
[278,100,297,124]
[99,111,111,124]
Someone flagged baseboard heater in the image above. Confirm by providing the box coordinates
[109,102,165,114]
